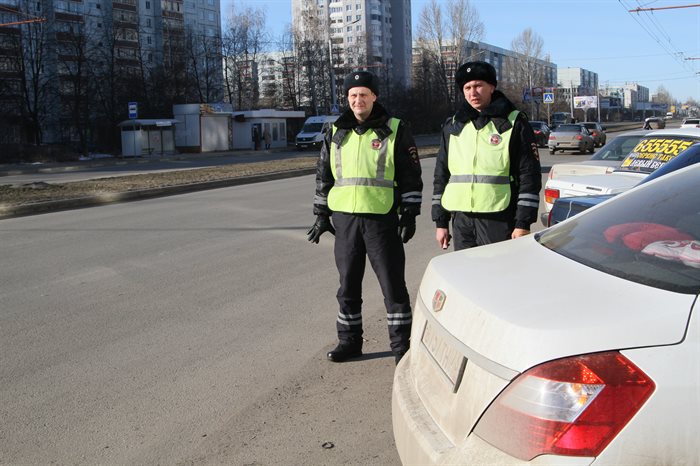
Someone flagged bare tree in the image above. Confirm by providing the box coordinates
[505,28,546,119]
[291,2,332,115]
[13,12,51,146]
[221,5,266,110]
[415,0,484,109]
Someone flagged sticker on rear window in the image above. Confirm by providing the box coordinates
[620,138,695,172]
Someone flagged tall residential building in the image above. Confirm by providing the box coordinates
[0,0,222,146]
[291,0,412,95]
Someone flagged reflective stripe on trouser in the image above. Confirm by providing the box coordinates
[332,212,412,352]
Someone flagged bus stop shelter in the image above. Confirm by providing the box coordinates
[119,119,179,157]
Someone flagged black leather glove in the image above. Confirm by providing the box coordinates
[398,213,417,244]
[307,215,336,244]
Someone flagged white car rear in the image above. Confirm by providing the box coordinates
[393,164,700,465]
[543,129,700,217]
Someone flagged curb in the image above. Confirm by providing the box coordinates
[0,167,316,220]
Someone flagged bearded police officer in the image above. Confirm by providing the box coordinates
[433,61,541,250]
[307,71,422,364]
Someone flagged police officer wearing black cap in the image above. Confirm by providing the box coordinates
[432,61,541,250]
[307,70,423,364]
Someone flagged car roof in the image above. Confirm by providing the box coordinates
[644,127,700,137]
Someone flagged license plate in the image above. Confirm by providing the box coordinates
[421,322,467,392]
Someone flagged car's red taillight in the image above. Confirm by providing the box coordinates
[549,135,556,140]
[575,135,583,140]
[473,352,655,460]
[534,130,542,135]
[544,188,559,204]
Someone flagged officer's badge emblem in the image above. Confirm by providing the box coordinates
[354,74,360,80]
[490,134,502,145]
[371,139,382,150]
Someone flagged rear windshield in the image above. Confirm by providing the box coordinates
[591,134,645,161]
[530,122,543,129]
[556,124,581,132]
[537,166,700,294]
[616,136,697,174]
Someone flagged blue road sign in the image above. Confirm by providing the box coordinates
[128,102,138,119]
[543,92,554,104]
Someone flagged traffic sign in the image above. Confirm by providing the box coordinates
[543,92,554,104]
[128,102,138,119]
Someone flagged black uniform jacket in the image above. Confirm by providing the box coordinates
[313,103,423,217]
[432,91,542,230]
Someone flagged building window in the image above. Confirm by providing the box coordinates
[346,15,351,21]
[147,35,152,44]
[146,18,151,27]
[356,14,361,20]
[145,1,150,8]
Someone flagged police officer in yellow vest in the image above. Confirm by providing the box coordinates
[307,71,423,364]
[433,61,541,250]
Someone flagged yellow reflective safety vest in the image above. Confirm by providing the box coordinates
[327,118,400,214]
[441,110,519,213]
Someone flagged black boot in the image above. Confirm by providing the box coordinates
[327,341,362,362]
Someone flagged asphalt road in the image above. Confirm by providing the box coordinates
[0,159,457,465]
[0,124,646,463]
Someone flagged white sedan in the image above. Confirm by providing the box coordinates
[543,128,700,222]
[392,163,700,465]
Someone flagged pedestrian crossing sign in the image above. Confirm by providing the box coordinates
[543,92,554,104]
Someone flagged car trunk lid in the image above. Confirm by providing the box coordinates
[411,237,695,444]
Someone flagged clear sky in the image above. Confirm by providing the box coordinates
[220,0,700,102]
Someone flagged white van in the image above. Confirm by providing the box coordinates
[295,115,339,150]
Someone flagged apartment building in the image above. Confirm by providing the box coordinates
[291,0,412,97]
[0,0,222,146]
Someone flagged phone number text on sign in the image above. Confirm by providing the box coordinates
[622,138,696,171]
[632,138,694,157]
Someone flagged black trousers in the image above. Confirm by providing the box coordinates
[332,212,412,353]
[452,210,514,251]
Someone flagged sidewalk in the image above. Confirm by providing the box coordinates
[0,146,298,177]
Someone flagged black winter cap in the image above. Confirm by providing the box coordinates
[344,71,379,96]
[455,61,497,90]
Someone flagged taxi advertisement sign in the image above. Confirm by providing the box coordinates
[620,138,696,173]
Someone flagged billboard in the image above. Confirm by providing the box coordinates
[574,96,598,109]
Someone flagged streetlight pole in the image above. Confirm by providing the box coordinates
[328,37,337,112]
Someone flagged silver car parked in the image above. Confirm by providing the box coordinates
[547,123,595,154]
